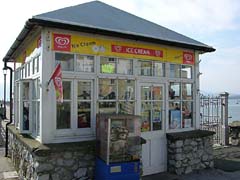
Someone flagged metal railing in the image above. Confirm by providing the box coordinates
[200,92,229,145]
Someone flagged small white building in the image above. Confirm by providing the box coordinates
[3,1,215,179]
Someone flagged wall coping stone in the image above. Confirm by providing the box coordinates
[8,125,96,156]
[167,130,215,141]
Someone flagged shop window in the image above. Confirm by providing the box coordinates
[170,64,193,79]
[36,56,40,73]
[32,78,40,136]
[153,62,165,77]
[14,82,20,129]
[27,62,31,77]
[168,82,193,129]
[117,58,133,75]
[76,55,94,72]
[98,78,135,114]
[55,53,74,71]
[19,80,32,133]
[56,81,71,129]
[100,57,116,74]
[181,65,192,79]
[32,57,35,74]
[139,60,165,77]
[169,64,181,78]
[140,85,164,132]
[139,61,152,76]
[99,79,117,100]
[77,81,92,128]
[169,82,180,100]
[24,64,27,78]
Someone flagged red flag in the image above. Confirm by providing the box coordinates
[50,64,63,102]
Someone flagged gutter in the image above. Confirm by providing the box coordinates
[3,61,13,157]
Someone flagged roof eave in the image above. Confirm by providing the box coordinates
[3,18,215,62]
[3,20,37,62]
[30,18,215,52]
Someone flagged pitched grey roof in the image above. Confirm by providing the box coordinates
[3,1,214,62]
[33,1,214,52]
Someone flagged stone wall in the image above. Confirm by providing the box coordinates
[167,130,215,175]
[7,125,95,180]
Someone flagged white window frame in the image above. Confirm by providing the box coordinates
[19,79,33,134]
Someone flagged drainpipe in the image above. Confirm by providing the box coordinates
[3,61,13,157]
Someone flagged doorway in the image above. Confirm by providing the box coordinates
[139,83,167,175]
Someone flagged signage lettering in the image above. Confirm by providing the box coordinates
[111,45,163,57]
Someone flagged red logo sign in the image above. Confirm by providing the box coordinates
[111,45,163,57]
[53,33,71,52]
[183,52,194,65]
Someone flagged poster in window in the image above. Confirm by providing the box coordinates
[169,110,181,129]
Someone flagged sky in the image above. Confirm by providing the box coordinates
[0,0,240,100]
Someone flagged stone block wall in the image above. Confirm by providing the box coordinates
[167,130,215,175]
[7,125,95,180]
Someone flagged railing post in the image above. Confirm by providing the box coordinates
[220,92,229,145]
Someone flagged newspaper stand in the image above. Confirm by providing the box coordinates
[95,114,141,180]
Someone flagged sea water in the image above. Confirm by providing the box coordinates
[228,99,240,123]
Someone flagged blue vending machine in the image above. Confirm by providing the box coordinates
[95,114,141,180]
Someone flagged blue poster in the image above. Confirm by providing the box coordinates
[169,110,181,129]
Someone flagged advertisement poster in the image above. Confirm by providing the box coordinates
[169,110,181,129]
[51,32,194,65]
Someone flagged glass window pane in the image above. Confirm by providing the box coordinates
[32,102,37,134]
[36,56,39,73]
[78,102,91,128]
[141,102,151,132]
[118,80,135,100]
[141,86,151,100]
[181,65,192,79]
[55,53,74,71]
[99,79,116,100]
[23,82,30,100]
[153,62,165,77]
[32,79,40,99]
[76,55,94,72]
[170,64,180,78]
[100,57,116,74]
[98,102,116,114]
[153,102,162,130]
[119,102,135,115]
[32,58,35,74]
[63,81,71,99]
[139,61,152,76]
[57,102,71,129]
[78,81,91,100]
[117,59,133,75]
[182,83,193,100]
[23,101,30,131]
[169,82,180,100]
[36,102,40,136]
[182,101,193,128]
[27,63,30,76]
[169,101,181,129]
[152,86,163,100]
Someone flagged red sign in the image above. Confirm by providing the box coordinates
[50,64,63,102]
[111,45,163,57]
[183,52,194,65]
[53,33,71,52]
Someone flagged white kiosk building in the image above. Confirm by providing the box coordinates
[3,1,215,179]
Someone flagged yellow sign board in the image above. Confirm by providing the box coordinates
[52,32,194,65]
[16,35,41,63]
